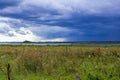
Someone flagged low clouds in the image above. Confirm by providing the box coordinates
[0,17,39,42]
[0,16,73,42]
[0,27,39,42]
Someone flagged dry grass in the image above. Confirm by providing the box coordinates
[0,45,120,80]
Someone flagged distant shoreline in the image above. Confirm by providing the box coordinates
[0,41,120,43]
[0,41,120,46]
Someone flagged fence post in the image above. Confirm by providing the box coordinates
[7,64,11,80]
[75,73,80,80]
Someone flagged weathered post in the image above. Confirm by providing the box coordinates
[75,73,80,80]
[7,64,11,80]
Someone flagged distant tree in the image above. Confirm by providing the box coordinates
[23,40,32,43]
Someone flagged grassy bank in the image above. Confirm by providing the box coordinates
[0,45,120,80]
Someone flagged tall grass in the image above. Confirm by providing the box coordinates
[0,45,120,80]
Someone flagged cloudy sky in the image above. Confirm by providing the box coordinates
[0,0,120,42]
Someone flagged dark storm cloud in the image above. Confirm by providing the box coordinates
[0,0,120,41]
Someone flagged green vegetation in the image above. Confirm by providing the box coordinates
[0,45,120,80]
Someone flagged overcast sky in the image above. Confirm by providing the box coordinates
[0,0,120,42]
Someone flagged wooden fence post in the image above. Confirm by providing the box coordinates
[7,64,11,80]
[75,73,80,80]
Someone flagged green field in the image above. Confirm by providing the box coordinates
[0,45,120,80]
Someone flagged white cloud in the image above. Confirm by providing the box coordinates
[0,21,40,42]
[28,25,72,34]
[38,13,69,21]
[1,0,120,16]
[27,24,76,41]
[0,6,22,14]
[19,0,120,15]
[0,16,21,22]
[41,38,67,42]
[0,16,69,42]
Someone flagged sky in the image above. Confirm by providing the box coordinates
[0,0,120,42]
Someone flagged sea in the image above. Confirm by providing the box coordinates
[0,42,120,46]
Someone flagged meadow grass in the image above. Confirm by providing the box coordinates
[0,45,120,80]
